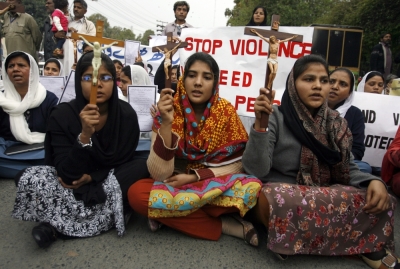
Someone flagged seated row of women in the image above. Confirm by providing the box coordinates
[1,50,398,269]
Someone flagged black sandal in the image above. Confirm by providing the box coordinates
[232,214,259,247]
[31,223,57,248]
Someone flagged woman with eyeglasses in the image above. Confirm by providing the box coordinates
[12,51,149,248]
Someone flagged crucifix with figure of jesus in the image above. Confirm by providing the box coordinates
[245,15,303,128]
[151,32,188,88]
[71,20,124,104]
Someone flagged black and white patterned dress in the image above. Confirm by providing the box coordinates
[12,166,125,237]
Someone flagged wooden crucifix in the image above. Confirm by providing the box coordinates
[244,15,303,128]
[70,20,124,64]
[0,2,25,15]
[71,20,124,104]
[151,32,188,88]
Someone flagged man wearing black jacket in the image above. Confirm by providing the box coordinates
[370,33,392,79]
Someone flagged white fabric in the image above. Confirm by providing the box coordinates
[44,58,64,76]
[357,71,384,95]
[335,72,355,118]
[0,52,47,144]
[53,15,63,31]
[117,86,128,102]
[129,65,151,86]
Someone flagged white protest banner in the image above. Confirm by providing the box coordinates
[127,85,157,132]
[124,40,141,65]
[179,27,314,117]
[59,70,76,103]
[352,92,400,167]
[39,76,65,101]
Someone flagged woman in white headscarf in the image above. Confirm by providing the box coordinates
[357,71,385,94]
[0,51,58,178]
[328,67,372,174]
[43,58,64,76]
[119,64,152,158]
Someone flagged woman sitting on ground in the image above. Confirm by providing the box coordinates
[382,126,400,197]
[12,52,149,248]
[0,51,58,179]
[328,67,371,173]
[128,52,262,245]
[43,58,63,76]
[243,55,397,269]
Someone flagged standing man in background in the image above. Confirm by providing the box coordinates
[62,0,95,76]
[68,0,95,36]
[2,0,42,62]
[370,32,392,79]
[162,1,192,38]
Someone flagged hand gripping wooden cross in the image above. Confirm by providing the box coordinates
[244,15,303,128]
[151,32,188,88]
[72,21,124,104]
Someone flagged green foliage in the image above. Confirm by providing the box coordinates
[317,0,400,72]
[226,0,334,26]
[138,29,155,46]
[21,0,48,32]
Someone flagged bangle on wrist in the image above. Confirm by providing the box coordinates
[77,133,92,148]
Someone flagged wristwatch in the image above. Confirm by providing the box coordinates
[77,133,92,148]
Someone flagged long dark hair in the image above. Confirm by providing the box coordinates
[246,6,267,26]
[183,52,219,89]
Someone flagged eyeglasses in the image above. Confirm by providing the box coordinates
[81,74,114,82]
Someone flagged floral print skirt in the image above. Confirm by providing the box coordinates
[263,183,396,255]
[12,166,125,237]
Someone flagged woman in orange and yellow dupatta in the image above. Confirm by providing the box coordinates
[128,52,262,245]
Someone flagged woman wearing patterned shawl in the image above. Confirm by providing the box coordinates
[242,55,398,268]
[128,52,262,245]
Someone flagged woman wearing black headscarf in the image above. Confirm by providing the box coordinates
[12,52,149,248]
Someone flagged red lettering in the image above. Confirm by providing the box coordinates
[185,37,193,51]
[230,40,241,55]
[246,40,257,55]
[235,95,246,110]
[193,38,203,52]
[273,100,281,106]
[279,42,291,57]
[202,39,211,53]
[219,70,228,85]
[212,40,223,54]
[290,42,303,59]
[242,72,252,87]
[247,97,256,112]
[241,40,245,55]
[258,40,268,56]
[232,71,240,86]
[302,42,312,55]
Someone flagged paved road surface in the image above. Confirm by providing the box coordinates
[1,179,398,269]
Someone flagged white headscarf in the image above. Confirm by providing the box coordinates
[129,65,151,86]
[0,51,47,144]
[357,71,385,94]
[44,58,64,76]
[333,70,355,118]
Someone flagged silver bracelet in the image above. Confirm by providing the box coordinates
[77,133,92,148]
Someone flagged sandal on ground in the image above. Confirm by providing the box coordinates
[274,252,289,261]
[232,214,259,247]
[147,218,163,232]
[31,223,57,248]
[361,249,400,269]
